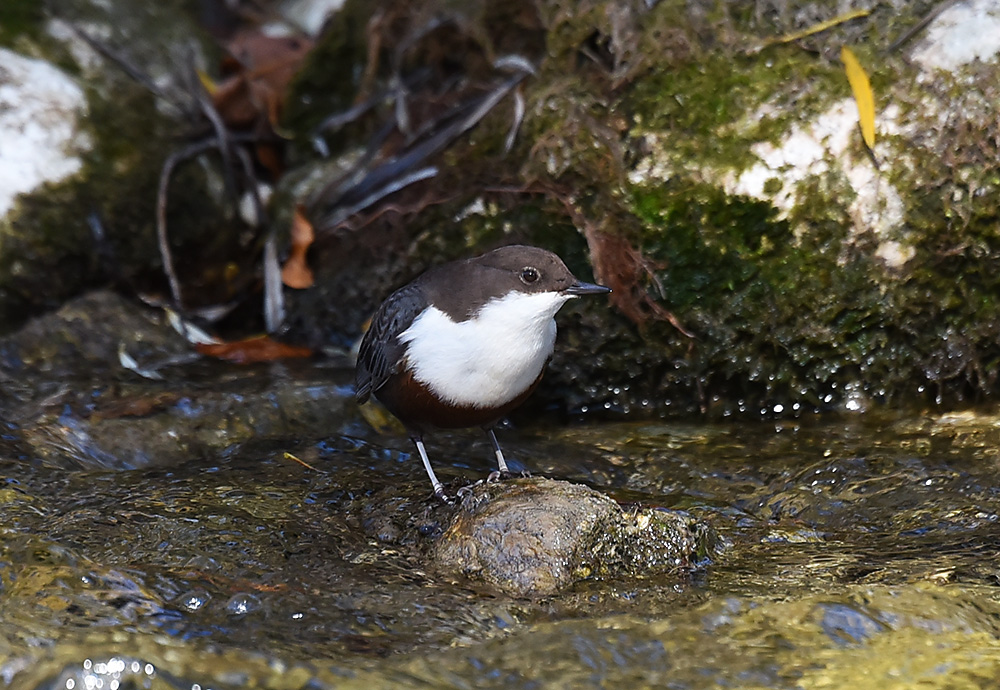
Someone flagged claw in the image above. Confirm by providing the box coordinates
[434,488,456,505]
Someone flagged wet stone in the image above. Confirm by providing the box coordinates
[0,289,355,469]
[433,477,714,597]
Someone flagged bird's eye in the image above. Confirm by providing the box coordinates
[520,267,540,284]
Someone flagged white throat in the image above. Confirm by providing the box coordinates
[399,290,572,408]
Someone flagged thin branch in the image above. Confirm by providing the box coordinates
[320,166,438,230]
[887,0,959,53]
[314,71,529,230]
[505,86,526,153]
[66,23,175,105]
[156,139,219,308]
[186,56,240,203]
[232,145,284,331]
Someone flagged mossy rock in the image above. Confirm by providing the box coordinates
[433,477,714,596]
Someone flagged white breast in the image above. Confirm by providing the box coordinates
[399,290,572,408]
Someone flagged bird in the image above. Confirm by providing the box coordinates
[355,244,610,500]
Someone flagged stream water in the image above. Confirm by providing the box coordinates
[3,400,1000,688]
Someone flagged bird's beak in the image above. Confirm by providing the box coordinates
[563,281,612,296]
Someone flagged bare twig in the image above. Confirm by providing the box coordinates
[66,23,176,107]
[887,0,960,53]
[283,452,320,471]
[320,166,439,230]
[233,144,266,228]
[263,234,284,332]
[333,188,461,232]
[184,49,240,203]
[311,69,530,230]
[157,139,218,308]
[313,95,382,137]
[308,120,397,211]
[505,87,526,153]
[232,145,285,331]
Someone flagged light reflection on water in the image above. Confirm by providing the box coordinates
[4,409,1000,687]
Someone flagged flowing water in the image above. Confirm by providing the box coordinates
[3,396,1000,688]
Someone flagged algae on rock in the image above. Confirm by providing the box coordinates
[284,0,1000,417]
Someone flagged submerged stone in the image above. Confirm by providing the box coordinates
[433,477,713,597]
[0,289,354,469]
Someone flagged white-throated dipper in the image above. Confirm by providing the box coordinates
[355,245,610,500]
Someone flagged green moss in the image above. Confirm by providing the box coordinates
[0,83,164,330]
[630,181,786,310]
[0,0,44,47]
[529,173,910,415]
[856,57,1000,402]
[282,0,377,145]
[628,44,843,172]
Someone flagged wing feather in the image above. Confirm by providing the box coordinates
[355,283,427,403]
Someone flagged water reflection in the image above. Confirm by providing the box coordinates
[4,409,1000,687]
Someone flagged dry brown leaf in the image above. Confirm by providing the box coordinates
[585,227,693,337]
[281,206,315,289]
[213,31,313,131]
[196,336,313,364]
[547,186,693,337]
[208,31,313,180]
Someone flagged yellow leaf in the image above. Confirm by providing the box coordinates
[196,67,218,97]
[841,46,876,150]
[758,9,870,50]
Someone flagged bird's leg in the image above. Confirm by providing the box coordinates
[486,427,510,474]
[485,427,511,481]
[411,436,450,503]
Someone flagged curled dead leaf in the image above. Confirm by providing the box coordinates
[196,336,313,364]
[214,31,313,132]
[281,206,315,289]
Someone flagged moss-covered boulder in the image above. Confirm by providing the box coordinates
[278,0,1000,418]
[0,0,263,333]
[5,0,1000,418]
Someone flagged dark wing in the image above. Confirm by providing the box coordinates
[355,282,427,403]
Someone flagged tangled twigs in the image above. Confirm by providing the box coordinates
[307,62,533,233]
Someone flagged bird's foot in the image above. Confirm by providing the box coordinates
[486,469,531,483]
[433,486,456,505]
[456,482,479,500]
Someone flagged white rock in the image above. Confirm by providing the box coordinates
[278,0,346,37]
[910,0,1000,72]
[725,100,905,251]
[0,49,90,218]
